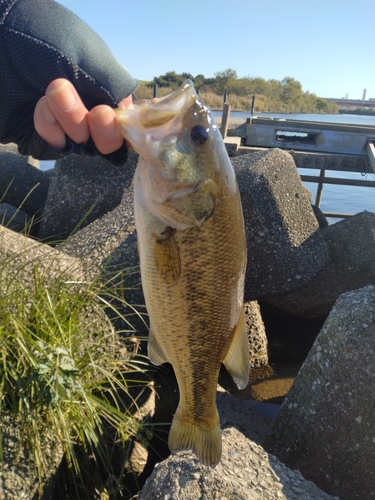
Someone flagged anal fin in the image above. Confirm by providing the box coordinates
[148,325,169,365]
[222,307,250,390]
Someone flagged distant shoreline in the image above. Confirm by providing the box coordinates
[338,109,375,116]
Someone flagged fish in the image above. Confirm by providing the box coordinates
[115,80,249,467]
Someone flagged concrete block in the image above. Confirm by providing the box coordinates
[232,148,329,300]
[265,285,375,500]
[265,211,375,317]
[37,152,137,242]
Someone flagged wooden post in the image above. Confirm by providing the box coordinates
[251,95,256,114]
[220,103,231,138]
[153,85,158,98]
[315,169,326,207]
[223,92,227,104]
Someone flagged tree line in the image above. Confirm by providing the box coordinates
[137,69,338,114]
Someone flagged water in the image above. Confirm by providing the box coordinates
[213,111,375,222]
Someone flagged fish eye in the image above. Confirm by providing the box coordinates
[190,126,209,146]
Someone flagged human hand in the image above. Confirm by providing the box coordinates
[34,78,133,155]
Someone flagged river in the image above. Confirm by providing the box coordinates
[213,111,375,223]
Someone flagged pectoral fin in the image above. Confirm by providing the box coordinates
[222,308,250,390]
[148,325,169,365]
[154,227,181,284]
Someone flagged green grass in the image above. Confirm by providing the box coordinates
[0,256,150,499]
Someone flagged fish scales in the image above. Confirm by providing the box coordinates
[115,80,249,467]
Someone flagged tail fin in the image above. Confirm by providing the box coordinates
[168,407,222,467]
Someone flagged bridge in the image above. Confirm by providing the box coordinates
[323,97,375,109]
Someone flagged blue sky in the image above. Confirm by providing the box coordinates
[58,0,374,100]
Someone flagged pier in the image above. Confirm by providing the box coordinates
[220,107,375,219]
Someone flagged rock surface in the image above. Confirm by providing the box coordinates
[244,301,269,367]
[138,427,338,500]
[0,203,30,232]
[0,150,49,221]
[232,149,329,301]
[265,211,375,317]
[0,225,86,289]
[0,142,39,168]
[56,180,137,279]
[0,411,63,500]
[37,152,137,242]
[265,285,375,500]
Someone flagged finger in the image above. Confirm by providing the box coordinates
[118,94,134,110]
[88,105,124,155]
[34,96,67,149]
[45,79,90,144]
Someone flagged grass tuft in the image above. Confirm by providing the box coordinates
[0,259,149,499]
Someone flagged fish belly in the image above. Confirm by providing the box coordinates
[134,172,247,467]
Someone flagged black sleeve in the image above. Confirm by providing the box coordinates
[0,0,138,165]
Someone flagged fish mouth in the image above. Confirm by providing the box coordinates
[115,80,200,153]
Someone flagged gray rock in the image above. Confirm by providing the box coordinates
[37,152,138,242]
[0,142,39,168]
[0,203,31,232]
[55,180,146,336]
[217,389,272,443]
[0,151,49,220]
[138,426,338,500]
[232,149,329,301]
[125,382,156,477]
[265,285,375,500]
[245,301,269,367]
[311,204,329,228]
[265,211,375,317]
[56,180,136,279]
[0,225,86,289]
[0,410,63,500]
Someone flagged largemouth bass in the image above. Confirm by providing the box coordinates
[115,80,249,467]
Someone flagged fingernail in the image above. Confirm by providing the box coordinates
[49,82,76,112]
[91,108,116,135]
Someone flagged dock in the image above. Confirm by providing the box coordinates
[219,106,375,219]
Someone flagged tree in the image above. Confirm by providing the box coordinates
[214,68,238,93]
[315,97,329,113]
[280,77,303,107]
[181,72,194,82]
[194,74,206,89]
[153,71,185,90]
[249,77,269,95]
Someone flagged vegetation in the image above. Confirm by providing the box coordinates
[0,257,149,499]
[339,107,375,116]
[136,69,339,114]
